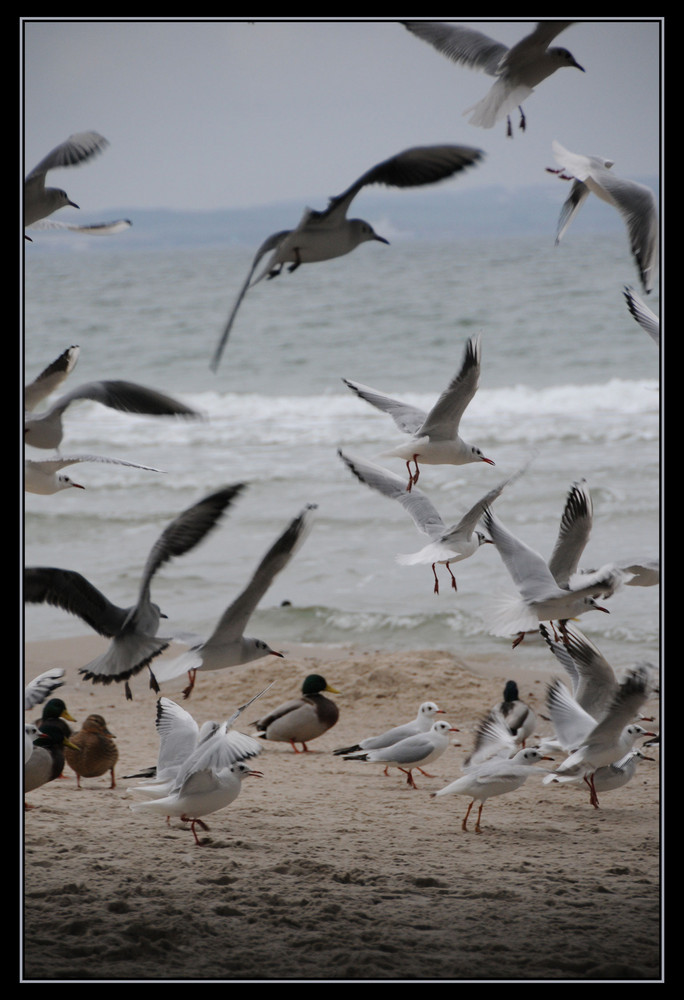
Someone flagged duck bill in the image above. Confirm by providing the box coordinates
[325,685,340,694]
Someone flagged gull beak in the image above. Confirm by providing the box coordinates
[482,537,494,545]
[480,456,496,465]
[374,234,390,245]
[72,482,86,490]
[69,199,80,209]
[246,769,264,778]
[270,650,285,658]
[540,755,555,761]
[573,60,586,72]
[595,605,610,614]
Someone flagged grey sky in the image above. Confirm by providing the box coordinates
[22,19,662,214]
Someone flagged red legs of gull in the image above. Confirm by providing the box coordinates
[462,800,485,833]
[432,562,457,595]
[584,773,600,809]
[399,767,418,789]
[416,768,437,778]
[182,668,197,700]
[405,456,420,492]
[181,814,210,846]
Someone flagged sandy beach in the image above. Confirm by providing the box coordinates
[22,634,661,982]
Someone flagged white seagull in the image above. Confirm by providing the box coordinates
[343,334,494,492]
[333,701,445,761]
[542,667,655,807]
[338,449,527,594]
[24,131,110,228]
[24,484,245,698]
[25,378,202,451]
[26,217,132,238]
[25,454,163,495]
[152,504,317,698]
[431,744,554,833]
[402,21,584,135]
[210,144,484,370]
[482,505,624,645]
[25,345,80,412]
[623,286,660,345]
[127,685,271,795]
[548,140,659,294]
[342,719,458,789]
[130,758,263,846]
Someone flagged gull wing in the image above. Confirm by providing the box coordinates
[342,378,427,435]
[547,480,593,587]
[418,334,481,440]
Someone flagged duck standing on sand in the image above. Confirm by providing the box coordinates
[252,675,340,752]
[25,722,79,806]
[64,714,119,789]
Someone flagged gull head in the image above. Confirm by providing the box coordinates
[471,446,495,466]
[476,531,493,547]
[551,47,585,72]
[350,218,390,246]
[57,474,85,491]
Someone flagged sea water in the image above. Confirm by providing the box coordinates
[23,232,661,675]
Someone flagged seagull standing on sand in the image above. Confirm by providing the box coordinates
[25,454,163,495]
[24,131,110,228]
[333,701,445,760]
[548,140,658,295]
[432,743,554,833]
[24,484,244,698]
[338,449,527,594]
[130,692,267,845]
[151,504,317,698]
[402,21,584,136]
[25,378,201,451]
[343,334,494,492]
[342,719,458,788]
[210,144,484,370]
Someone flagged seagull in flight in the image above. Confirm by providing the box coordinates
[210,144,483,370]
[151,504,317,698]
[402,21,584,136]
[623,286,659,345]
[548,140,659,294]
[24,131,110,230]
[25,453,163,495]
[24,485,245,699]
[25,378,202,451]
[25,346,80,412]
[343,334,494,492]
[338,449,527,594]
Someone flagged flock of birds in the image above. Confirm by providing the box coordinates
[24,21,659,842]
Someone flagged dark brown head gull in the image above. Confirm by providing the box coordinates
[25,378,202,451]
[23,484,245,699]
[210,144,483,370]
[402,21,584,136]
[24,131,110,228]
[548,140,659,295]
[343,334,494,492]
[151,504,317,699]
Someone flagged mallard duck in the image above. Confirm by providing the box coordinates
[252,674,339,752]
[493,681,536,747]
[25,722,79,804]
[64,714,119,789]
[34,697,76,740]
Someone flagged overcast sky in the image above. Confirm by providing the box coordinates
[22,19,662,214]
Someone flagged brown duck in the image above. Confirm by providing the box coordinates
[65,714,119,788]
